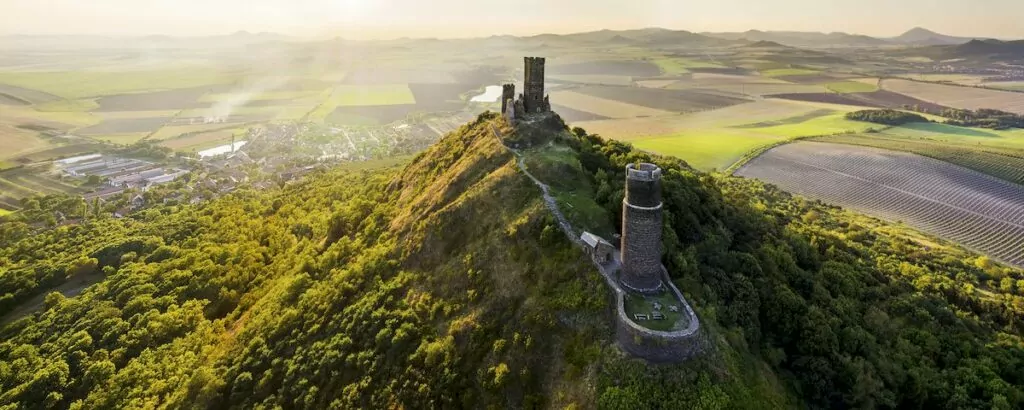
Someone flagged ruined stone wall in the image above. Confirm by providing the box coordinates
[614,267,705,363]
[501,84,516,114]
[621,163,664,293]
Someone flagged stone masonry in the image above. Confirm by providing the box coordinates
[503,57,552,121]
[620,163,664,293]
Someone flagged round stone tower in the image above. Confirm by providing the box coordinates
[620,163,664,293]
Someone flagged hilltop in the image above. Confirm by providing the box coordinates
[1,112,1022,408]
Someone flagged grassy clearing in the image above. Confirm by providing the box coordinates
[0,68,242,99]
[622,289,688,332]
[522,142,616,237]
[761,68,821,77]
[825,81,878,94]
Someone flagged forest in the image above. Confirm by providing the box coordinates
[941,108,1024,129]
[845,109,929,126]
[0,112,1022,409]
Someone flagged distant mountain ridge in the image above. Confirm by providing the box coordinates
[887,27,989,45]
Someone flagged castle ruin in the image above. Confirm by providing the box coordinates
[503,57,552,121]
[620,163,664,293]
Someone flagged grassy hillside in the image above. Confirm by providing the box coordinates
[1,112,1022,409]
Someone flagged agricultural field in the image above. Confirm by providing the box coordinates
[0,166,86,211]
[882,79,1024,114]
[569,85,748,113]
[548,90,674,119]
[547,60,661,77]
[825,81,878,93]
[768,90,950,113]
[814,133,1024,185]
[651,57,725,75]
[570,99,873,170]
[760,68,821,77]
[737,142,1024,267]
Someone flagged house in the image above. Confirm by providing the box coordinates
[581,231,616,265]
[130,194,145,210]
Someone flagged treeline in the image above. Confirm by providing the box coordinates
[0,112,1022,408]
[942,108,1024,129]
[845,109,929,125]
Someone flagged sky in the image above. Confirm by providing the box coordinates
[3,0,1023,39]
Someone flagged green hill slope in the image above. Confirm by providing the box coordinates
[1,112,1022,409]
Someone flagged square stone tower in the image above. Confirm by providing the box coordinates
[620,163,664,293]
[523,57,546,114]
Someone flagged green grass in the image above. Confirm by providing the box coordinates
[0,208,11,217]
[761,68,820,77]
[0,68,242,99]
[881,122,1024,149]
[634,116,873,170]
[622,289,688,332]
[825,81,878,94]
[308,85,413,122]
[652,57,724,75]
[522,142,616,237]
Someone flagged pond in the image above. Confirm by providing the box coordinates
[470,85,502,103]
[198,141,248,158]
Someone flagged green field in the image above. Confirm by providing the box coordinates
[825,81,879,93]
[0,68,241,99]
[652,57,724,75]
[629,113,873,170]
[761,68,821,77]
[815,132,1024,185]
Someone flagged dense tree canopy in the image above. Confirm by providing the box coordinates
[0,113,1022,409]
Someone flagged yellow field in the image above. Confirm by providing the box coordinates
[549,90,674,119]
[882,79,1024,114]
[0,123,50,161]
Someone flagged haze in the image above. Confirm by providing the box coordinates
[3,0,1023,39]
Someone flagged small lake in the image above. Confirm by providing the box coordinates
[198,141,248,158]
[470,85,502,103]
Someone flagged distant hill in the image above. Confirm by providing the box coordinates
[0,31,291,50]
[887,27,982,45]
[526,28,737,47]
[740,40,792,49]
[905,38,1024,60]
[703,30,889,48]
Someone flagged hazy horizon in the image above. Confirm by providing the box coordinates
[3,0,1024,40]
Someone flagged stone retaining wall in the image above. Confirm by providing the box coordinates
[614,267,704,363]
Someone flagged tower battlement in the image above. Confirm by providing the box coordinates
[620,163,664,293]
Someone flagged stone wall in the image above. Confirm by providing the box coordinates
[614,267,705,363]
